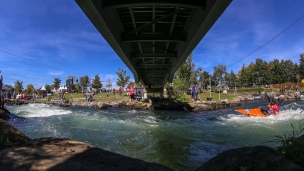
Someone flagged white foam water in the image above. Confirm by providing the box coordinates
[7,103,73,117]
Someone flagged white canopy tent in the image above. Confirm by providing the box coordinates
[40,86,46,91]
[51,88,57,93]
[58,85,67,93]
[50,86,68,94]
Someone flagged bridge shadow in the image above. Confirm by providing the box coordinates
[151,97,193,111]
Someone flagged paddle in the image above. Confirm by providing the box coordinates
[261,91,271,115]
[264,91,271,103]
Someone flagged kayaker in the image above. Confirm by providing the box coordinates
[270,100,279,115]
[267,99,279,115]
[261,99,279,116]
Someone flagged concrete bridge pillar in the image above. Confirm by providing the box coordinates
[143,88,148,99]
[144,87,164,99]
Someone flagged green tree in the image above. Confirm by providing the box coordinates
[75,83,82,92]
[269,59,281,84]
[14,80,23,94]
[79,75,90,92]
[253,58,269,86]
[284,60,295,82]
[238,64,249,87]
[45,84,51,93]
[226,70,237,87]
[25,84,34,95]
[292,63,299,83]
[299,53,304,79]
[127,81,136,88]
[116,68,130,87]
[92,74,102,89]
[285,60,298,83]
[191,67,202,85]
[198,71,211,90]
[296,74,301,84]
[236,55,304,86]
[173,54,193,91]
[53,78,61,90]
[213,64,227,87]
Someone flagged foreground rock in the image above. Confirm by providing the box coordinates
[195,146,302,171]
[0,119,31,149]
[0,137,173,171]
[0,108,10,120]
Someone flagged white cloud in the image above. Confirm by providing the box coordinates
[48,71,64,76]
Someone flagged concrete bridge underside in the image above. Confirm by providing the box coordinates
[76,0,231,87]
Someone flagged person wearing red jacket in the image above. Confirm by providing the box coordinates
[268,99,279,115]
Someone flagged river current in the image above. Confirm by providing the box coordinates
[6,100,304,171]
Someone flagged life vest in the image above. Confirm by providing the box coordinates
[272,104,279,112]
[268,108,274,114]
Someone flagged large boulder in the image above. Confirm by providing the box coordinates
[0,137,173,171]
[132,102,148,109]
[97,102,112,110]
[229,100,242,107]
[193,103,213,111]
[0,120,31,150]
[0,108,9,120]
[195,146,302,171]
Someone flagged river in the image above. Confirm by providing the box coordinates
[6,99,304,171]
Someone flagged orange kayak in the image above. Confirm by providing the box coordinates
[235,108,267,117]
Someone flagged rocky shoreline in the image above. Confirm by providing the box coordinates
[76,91,301,112]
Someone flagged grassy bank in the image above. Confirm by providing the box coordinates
[46,88,263,104]
[42,86,300,104]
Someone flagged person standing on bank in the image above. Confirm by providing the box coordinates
[118,86,123,96]
[191,84,197,100]
[196,84,200,100]
[129,85,134,102]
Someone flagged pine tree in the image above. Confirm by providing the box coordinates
[92,75,102,90]
[53,78,61,90]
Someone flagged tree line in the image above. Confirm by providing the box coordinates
[172,53,304,91]
[4,53,304,94]
[5,67,133,94]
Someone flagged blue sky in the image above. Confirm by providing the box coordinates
[0,0,304,89]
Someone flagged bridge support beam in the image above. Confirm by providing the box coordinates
[144,87,164,99]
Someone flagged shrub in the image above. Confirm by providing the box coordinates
[0,136,12,150]
[268,122,304,166]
